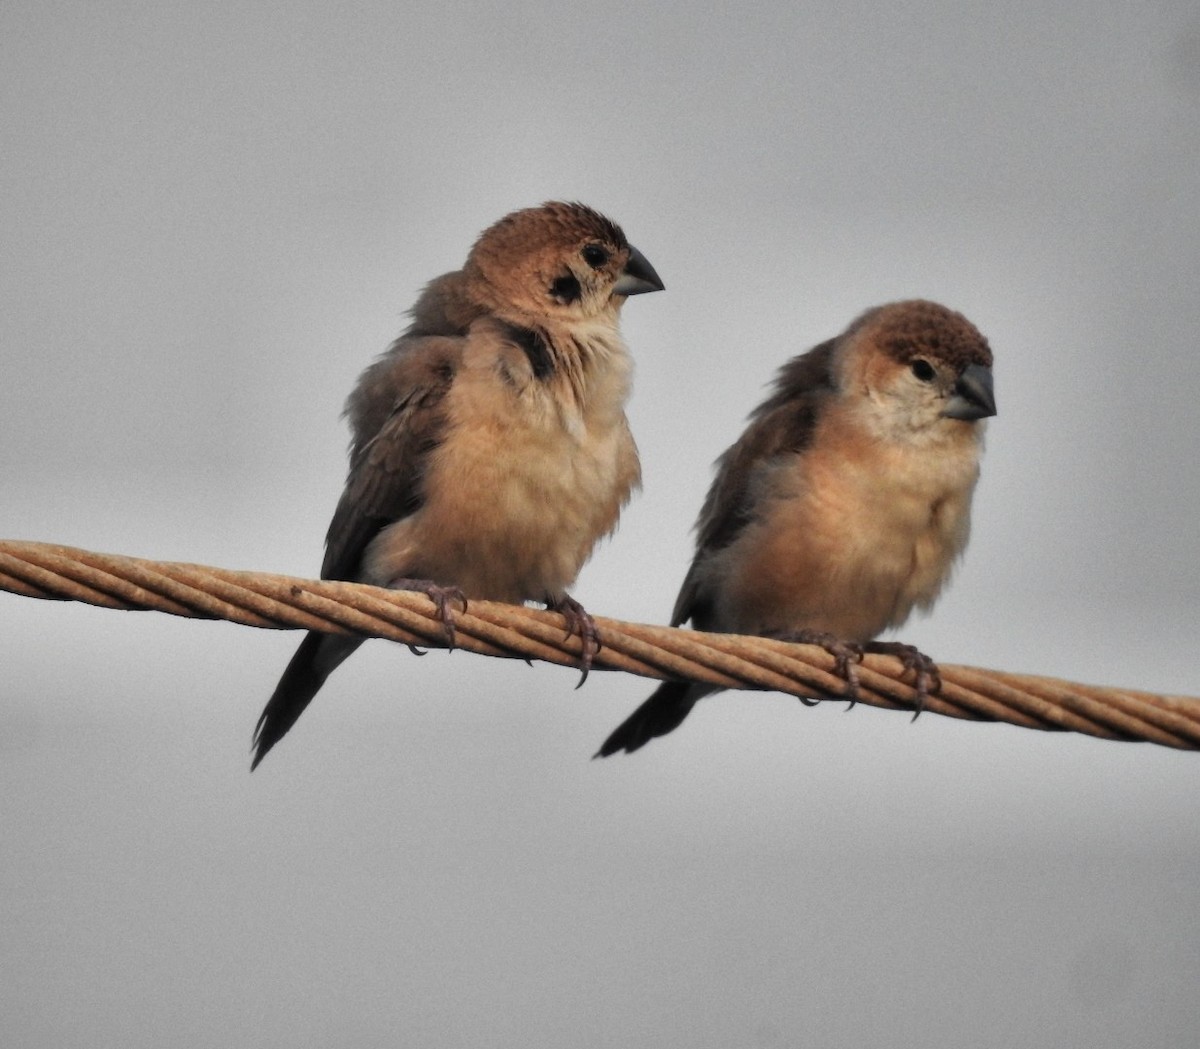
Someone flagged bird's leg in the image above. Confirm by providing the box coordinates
[388,577,468,650]
[862,641,940,718]
[545,593,601,687]
[768,629,864,707]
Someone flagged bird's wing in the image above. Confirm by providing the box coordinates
[671,337,839,627]
[405,270,484,338]
[321,335,460,582]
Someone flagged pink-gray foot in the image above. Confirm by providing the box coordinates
[546,593,601,687]
[388,577,468,649]
[771,629,864,707]
[862,640,940,717]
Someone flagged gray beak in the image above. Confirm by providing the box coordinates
[613,244,665,296]
[942,363,996,420]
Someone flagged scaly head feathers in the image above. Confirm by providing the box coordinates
[837,300,996,441]
[462,201,663,326]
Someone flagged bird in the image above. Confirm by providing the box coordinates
[596,299,996,757]
[251,201,664,769]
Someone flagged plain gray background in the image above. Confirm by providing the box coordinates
[3,2,1199,1046]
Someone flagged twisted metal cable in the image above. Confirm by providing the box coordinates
[2,539,1198,750]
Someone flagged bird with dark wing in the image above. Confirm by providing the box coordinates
[253,201,663,769]
[596,300,995,757]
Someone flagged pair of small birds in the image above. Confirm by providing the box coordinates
[251,201,996,770]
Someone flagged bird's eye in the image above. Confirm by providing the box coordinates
[910,359,936,382]
[581,243,609,269]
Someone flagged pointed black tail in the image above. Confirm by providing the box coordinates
[594,679,713,757]
[251,631,363,770]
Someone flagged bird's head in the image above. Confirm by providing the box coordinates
[840,300,996,442]
[463,201,664,327]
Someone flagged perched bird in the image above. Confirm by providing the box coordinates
[596,299,995,757]
[252,201,664,769]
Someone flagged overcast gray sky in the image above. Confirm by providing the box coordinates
[3,2,1199,1047]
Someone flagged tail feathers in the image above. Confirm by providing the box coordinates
[594,680,713,758]
[251,632,363,770]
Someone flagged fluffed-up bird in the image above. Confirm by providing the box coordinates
[596,299,995,757]
[252,201,664,769]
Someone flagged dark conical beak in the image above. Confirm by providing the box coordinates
[612,244,665,296]
[942,363,996,420]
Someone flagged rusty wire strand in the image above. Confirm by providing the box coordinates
[2,540,1198,750]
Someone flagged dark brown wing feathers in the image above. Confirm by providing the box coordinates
[321,338,458,581]
[671,338,838,628]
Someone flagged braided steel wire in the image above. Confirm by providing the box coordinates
[2,540,1198,750]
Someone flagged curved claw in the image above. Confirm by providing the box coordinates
[545,593,601,686]
[862,640,940,719]
[770,629,864,707]
[388,577,468,650]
